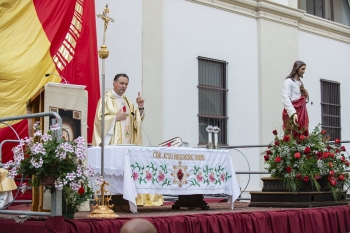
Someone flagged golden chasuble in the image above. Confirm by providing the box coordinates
[92,91,144,146]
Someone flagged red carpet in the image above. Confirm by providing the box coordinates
[1,205,350,233]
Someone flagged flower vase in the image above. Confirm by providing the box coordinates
[62,198,75,220]
[39,175,56,187]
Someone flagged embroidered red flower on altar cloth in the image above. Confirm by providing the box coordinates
[132,171,139,181]
[157,171,165,182]
[220,173,226,182]
[209,173,215,183]
[145,171,152,181]
[196,174,203,182]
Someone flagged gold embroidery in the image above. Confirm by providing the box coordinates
[171,161,189,188]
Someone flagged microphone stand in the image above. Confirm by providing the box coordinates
[131,112,152,146]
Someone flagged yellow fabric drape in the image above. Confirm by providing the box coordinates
[0,0,59,126]
[0,168,17,191]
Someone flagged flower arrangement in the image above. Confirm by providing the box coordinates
[5,122,95,214]
[263,124,350,199]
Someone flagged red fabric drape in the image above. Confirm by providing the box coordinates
[0,120,28,163]
[33,0,100,143]
[282,95,309,135]
[2,206,350,233]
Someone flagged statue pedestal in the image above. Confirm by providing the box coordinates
[249,177,348,208]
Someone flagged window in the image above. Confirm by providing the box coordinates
[320,79,341,140]
[299,0,350,26]
[197,57,228,145]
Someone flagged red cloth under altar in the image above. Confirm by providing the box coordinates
[1,205,350,233]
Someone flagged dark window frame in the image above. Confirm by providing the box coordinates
[320,79,341,140]
[197,56,228,146]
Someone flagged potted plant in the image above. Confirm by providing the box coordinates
[5,121,95,218]
[263,124,350,200]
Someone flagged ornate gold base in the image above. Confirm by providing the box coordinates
[87,205,119,218]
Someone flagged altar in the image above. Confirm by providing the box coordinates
[88,146,240,213]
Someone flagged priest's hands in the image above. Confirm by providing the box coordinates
[136,92,144,108]
[116,109,127,121]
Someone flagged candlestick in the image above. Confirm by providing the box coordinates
[212,126,220,149]
[206,125,214,149]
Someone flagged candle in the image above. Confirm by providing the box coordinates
[214,133,218,148]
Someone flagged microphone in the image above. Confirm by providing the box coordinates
[131,112,152,146]
[45,73,69,84]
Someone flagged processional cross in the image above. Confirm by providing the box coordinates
[88,4,117,218]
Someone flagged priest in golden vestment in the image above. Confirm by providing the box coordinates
[92,73,163,207]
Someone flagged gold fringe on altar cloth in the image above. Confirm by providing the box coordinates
[136,194,164,206]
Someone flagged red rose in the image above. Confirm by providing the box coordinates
[328,176,337,186]
[338,174,345,181]
[314,174,320,180]
[268,144,271,148]
[335,138,341,144]
[273,130,278,135]
[329,170,335,176]
[275,156,281,163]
[345,161,350,167]
[304,147,311,154]
[341,156,345,162]
[321,130,327,135]
[323,152,329,158]
[275,141,280,146]
[286,166,292,173]
[283,135,290,142]
[266,150,272,155]
[295,174,301,179]
[78,186,85,195]
[329,153,334,158]
[335,149,340,153]
[326,146,331,150]
[299,135,305,141]
[264,155,269,161]
[303,176,309,182]
[294,152,301,159]
[317,152,323,158]
[329,162,333,168]
[341,146,346,152]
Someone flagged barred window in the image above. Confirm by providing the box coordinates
[197,57,228,145]
[320,79,341,140]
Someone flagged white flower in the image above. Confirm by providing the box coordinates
[50,123,60,131]
[95,176,104,185]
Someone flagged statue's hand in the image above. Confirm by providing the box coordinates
[292,114,299,126]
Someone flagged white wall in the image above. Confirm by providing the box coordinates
[94,1,142,102]
[298,31,350,139]
[163,0,260,191]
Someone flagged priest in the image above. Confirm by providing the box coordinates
[92,73,163,206]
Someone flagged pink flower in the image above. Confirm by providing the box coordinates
[196,174,203,182]
[132,172,139,181]
[145,171,152,181]
[209,173,215,183]
[157,172,165,182]
[220,173,225,182]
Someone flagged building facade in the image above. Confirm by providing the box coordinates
[95,0,350,195]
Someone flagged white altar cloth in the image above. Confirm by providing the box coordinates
[88,146,240,213]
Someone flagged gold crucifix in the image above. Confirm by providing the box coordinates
[97,4,114,32]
